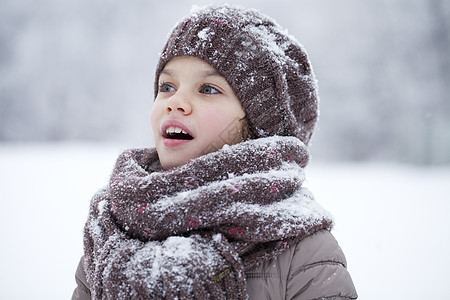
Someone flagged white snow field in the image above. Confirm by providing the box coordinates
[0,143,449,299]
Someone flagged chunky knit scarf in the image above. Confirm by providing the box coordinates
[83,136,333,299]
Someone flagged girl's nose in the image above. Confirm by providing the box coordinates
[165,91,192,115]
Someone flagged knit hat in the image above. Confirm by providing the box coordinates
[154,4,319,145]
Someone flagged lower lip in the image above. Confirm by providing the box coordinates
[163,138,193,147]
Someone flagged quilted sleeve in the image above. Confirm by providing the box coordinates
[286,230,358,299]
[72,256,91,300]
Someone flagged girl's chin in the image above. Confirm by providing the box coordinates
[160,157,192,170]
[158,149,197,170]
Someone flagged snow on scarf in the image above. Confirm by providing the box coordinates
[83,136,333,299]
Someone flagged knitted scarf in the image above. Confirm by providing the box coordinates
[83,136,333,299]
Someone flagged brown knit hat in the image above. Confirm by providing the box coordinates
[154,4,319,145]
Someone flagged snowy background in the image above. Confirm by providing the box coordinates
[1,145,449,299]
[1,0,450,299]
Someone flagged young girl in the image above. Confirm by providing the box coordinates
[72,4,357,299]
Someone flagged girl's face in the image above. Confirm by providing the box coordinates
[151,56,246,169]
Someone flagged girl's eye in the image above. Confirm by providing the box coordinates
[159,83,176,93]
[200,85,221,95]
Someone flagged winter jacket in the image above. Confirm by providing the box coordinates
[72,229,357,299]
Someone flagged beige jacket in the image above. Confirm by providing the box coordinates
[72,230,357,299]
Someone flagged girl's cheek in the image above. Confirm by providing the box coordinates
[150,101,164,130]
[202,111,241,144]
[151,99,164,117]
[202,109,228,131]
[150,106,157,122]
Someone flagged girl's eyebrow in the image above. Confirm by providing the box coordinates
[160,69,174,76]
[200,69,222,78]
[161,68,222,79]
[160,68,226,80]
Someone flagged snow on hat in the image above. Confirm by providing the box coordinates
[154,4,319,145]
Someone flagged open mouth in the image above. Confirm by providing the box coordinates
[164,126,194,140]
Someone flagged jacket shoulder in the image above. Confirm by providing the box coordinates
[72,256,92,300]
[245,230,357,299]
[287,230,358,299]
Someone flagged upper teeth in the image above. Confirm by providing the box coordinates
[166,127,188,135]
